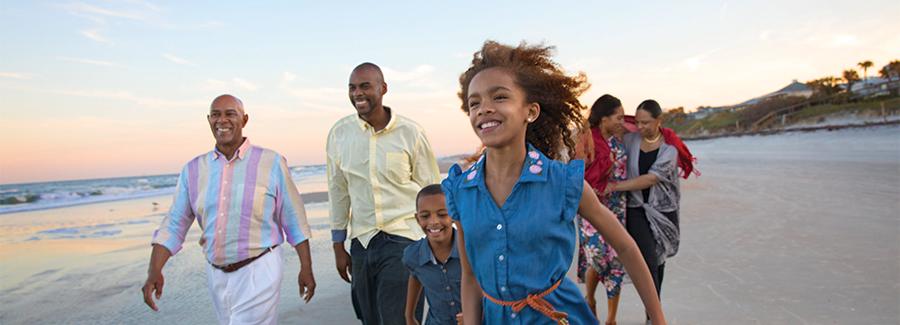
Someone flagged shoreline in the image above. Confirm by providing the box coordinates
[682,119,900,141]
[0,191,332,216]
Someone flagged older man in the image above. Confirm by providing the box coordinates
[327,63,440,324]
[142,94,315,324]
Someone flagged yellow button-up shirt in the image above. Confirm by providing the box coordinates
[327,108,440,248]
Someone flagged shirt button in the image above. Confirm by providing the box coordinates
[442,268,447,273]
[511,313,517,319]
[498,255,504,261]
[496,224,503,230]
[446,286,451,291]
[500,286,507,292]
[449,301,455,306]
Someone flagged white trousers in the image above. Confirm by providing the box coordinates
[206,246,283,325]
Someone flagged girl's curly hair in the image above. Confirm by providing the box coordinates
[457,41,590,161]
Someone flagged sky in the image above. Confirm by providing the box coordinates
[1,0,898,184]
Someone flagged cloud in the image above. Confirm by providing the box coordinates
[0,72,32,80]
[682,49,718,72]
[57,56,122,67]
[382,65,436,82]
[49,88,206,109]
[830,33,860,48]
[162,53,193,65]
[194,20,224,29]
[282,71,297,82]
[201,78,261,92]
[232,78,259,91]
[719,2,729,21]
[80,29,111,44]
[759,30,773,41]
[120,0,161,12]
[62,2,148,21]
[281,86,346,112]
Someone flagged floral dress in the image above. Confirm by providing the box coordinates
[577,136,628,298]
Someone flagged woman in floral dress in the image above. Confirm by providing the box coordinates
[578,94,628,325]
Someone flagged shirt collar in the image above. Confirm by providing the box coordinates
[213,137,252,161]
[356,106,397,133]
[417,228,459,266]
[460,143,548,189]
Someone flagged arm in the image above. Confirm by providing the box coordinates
[293,241,316,303]
[574,128,595,163]
[611,144,677,193]
[142,244,172,311]
[609,174,658,192]
[578,180,666,325]
[455,221,483,325]
[405,275,424,325]
[326,134,353,283]
[275,156,316,302]
[143,167,195,311]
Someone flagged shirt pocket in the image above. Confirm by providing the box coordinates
[251,185,275,221]
[386,151,412,184]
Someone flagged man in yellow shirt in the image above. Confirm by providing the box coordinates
[327,62,440,324]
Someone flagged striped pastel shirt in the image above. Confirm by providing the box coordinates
[152,138,311,266]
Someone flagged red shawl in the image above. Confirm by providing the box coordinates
[624,115,699,179]
[584,127,613,193]
[660,127,698,179]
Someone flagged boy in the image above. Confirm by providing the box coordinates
[402,184,463,325]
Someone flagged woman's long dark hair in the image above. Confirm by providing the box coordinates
[588,94,622,128]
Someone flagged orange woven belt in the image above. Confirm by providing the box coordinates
[482,279,569,325]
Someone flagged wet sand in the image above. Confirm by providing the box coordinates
[1,125,898,324]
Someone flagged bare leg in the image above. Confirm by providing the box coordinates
[605,293,620,325]
[584,267,600,317]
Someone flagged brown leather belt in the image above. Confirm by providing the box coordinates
[211,246,277,273]
[482,279,568,324]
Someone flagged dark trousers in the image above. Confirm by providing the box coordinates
[626,207,678,298]
[350,231,423,325]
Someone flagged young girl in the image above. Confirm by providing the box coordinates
[443,41,666,325]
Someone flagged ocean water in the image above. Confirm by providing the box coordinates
[0,164,327,215]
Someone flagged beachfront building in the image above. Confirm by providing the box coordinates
[849,76,898,97]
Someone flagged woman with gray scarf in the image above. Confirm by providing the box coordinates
[608,100,680,303]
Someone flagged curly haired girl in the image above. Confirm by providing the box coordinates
[442,41,667,325]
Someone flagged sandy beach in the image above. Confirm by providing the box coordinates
[1,125,898,324]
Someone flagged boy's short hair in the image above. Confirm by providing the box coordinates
[416,184,445,209]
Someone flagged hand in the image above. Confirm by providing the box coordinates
[456,312,463,325]
[333,244,352,283]
[141,270,165,311]
[604,183,617,195]
[298,267,316,303]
